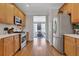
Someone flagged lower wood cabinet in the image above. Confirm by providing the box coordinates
[64,35,79,56]
[64,36,76,56]
[0,39,4,56]
[76,39,79,56]
[0,34,20,56]
[14,35,20,53]
[4,36,14,56]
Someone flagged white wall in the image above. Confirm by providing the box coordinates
[48,9,58,45]
[23,15,33,41]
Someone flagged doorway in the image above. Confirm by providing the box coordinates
[33,16,47,39]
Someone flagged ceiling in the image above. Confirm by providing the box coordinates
[15,3,63,15]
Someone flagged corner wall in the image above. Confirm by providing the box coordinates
[23,15,33,41]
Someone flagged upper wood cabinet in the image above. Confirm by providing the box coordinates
[0,4,6,23]
[59,3,79,24]
[14,6,20,18]
[0,3,26,26]
[5,4,15,24]
[60,4,73,14]
[71,4,79,23]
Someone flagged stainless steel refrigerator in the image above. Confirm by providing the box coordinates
[53,13,73,53]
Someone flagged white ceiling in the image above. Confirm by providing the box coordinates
[15,3,63,15]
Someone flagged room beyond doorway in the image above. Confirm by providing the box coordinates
[33,16,47,39]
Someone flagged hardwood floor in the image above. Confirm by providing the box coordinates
[15,38,64,56]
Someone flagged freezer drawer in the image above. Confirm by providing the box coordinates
[53,36,64,53]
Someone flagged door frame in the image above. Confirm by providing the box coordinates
[32,16,47,40]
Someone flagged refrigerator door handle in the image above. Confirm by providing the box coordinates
[55,20,57,34]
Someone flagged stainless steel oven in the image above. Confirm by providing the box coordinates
[21,32,26,49]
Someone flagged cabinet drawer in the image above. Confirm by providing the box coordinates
[14,35,20,53]
[64,36,75,43]
[76,39,79,56]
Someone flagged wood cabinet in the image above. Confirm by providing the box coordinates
[14,6,20,18]
[26,32,30,42]
[4,36,14,56]
[14,35,20,53]
[0,39,4,56]
[76,39,79,56]
[64,35,79,56]
[71,4,79,23]
[0,4,6,23]
[5,4,15,24]
[0,3,26,26]
[59,3,79,23]
[0,3,15,24]
[64,36,76,56]
[60,4,73,14]
[0,34,20,56]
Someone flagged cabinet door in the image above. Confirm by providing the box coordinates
[76,39,79,56]
[64,36,76,56]
[5,4,14,24]
[71,4,79,23]
[14,35,20,53]
[0,39,4,56]
[4,36,14,56]
[14,6,20,18]
[0,4,6,23]
[21,14,25,28]
[60,4,72,14]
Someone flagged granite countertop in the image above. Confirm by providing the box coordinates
[64,34,79,39]
[0,33,20,39]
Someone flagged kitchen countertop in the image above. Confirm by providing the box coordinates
[0,33,20,39]
[64,34,79,39]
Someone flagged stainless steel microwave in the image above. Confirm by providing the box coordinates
[14,16,22,25]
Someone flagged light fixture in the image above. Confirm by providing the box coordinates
[26,4,30,7]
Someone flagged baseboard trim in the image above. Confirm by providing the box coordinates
[51,45,65,56]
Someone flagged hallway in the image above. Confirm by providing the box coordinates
[15,38,63,56]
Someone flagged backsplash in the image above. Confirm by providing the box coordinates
[0,23,20,35]
[73,24,79,34]
[73,24,79,29]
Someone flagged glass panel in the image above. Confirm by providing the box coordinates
[41,24,45,32]
[41,24,46,38]
[33,24,37,38]
[33,16,46,22]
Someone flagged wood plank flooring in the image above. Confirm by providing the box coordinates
[15,38,64,56]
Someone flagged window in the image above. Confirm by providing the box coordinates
[33,16,46,22]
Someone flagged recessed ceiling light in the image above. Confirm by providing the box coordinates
[26,4,30,7]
